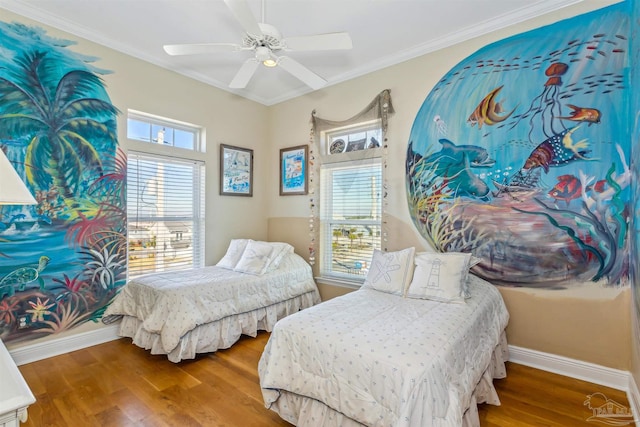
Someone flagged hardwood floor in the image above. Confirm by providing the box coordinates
[18,331,630,426]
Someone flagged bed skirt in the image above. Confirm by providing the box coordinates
[115,290,320,363]
[265,330,509,427]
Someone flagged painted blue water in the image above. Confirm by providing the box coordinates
[0,221,83,285]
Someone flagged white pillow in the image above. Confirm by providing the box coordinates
[405,252,475,303]
[361,247,415,296]
[266,242,295,272]
[216,239,250,269]
[234,240,275,275]
[461,256,482,298]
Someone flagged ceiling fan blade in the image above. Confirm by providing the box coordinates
[278,56,327,90]
[224,0,263,37]
[285,32,353,51]
[229,58,260,88]
[163,43,239,56]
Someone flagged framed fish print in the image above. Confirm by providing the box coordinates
[279,145,308,196]
[220,144,253,196]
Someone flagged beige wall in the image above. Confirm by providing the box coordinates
[267,0,630,369]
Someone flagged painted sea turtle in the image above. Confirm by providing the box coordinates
[0,255,50,298]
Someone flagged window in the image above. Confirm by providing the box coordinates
[126,112,205,279]
[127,110,200,151]
[319,123,382,282]
[327,124,382,155]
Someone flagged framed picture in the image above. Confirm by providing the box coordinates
[220,144,253,196]
[280,144,308,196]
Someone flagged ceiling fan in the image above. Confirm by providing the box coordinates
[163,0,353,90]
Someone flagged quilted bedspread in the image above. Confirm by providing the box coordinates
[259,274,509,427]
[103,253,318,354]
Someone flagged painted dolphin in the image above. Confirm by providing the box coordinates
[437,139,496,168]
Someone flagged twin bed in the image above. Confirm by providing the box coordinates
[259,248,510,427]
[259,273,509,427]
[104,242,510,426]
[103,240,320,362]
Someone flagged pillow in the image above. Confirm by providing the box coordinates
[461,256,482,298]
[405,252,475,303]
[361,247,415,296]
[266,242,295,272]
[216,239,250,269]
[234,240,275,275]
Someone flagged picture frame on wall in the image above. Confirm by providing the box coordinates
[220,144,253,196]
[280,145,308,196]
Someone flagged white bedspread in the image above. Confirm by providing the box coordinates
[259,274,509,427]
[103,253,318,355]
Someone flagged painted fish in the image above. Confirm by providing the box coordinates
[548,174,582,205]
[548,175,606,205]
[467,86,516,129]
[523,127,590,173]
[557,104,601,125]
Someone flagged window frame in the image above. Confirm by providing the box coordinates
[318,120,383,284]
[126,111,205,279]
[127,109,202,152]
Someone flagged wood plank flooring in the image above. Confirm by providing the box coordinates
[18,331,630,426]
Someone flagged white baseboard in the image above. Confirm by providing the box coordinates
[628,374,640,426]
[509,345,630,391]
[9,324,120,366]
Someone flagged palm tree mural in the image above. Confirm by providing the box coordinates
[0,41,125,343]
[0,51,119,204]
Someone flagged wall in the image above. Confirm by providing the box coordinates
[630,0,640,398]
[1,9,269,352]
[267,0,630,369]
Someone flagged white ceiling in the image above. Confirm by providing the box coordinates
[0,0,582,106]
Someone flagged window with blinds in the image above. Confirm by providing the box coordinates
[320,159,382,281]
[127,152,205,279]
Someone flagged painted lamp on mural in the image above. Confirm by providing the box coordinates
[0,148,36,205]
[0,148,43,298]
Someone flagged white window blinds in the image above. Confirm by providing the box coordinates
[127,152,205,279]
[320,159,382,280]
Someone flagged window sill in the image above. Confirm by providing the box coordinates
[315,275,363,290]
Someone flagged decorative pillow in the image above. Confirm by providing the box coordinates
[405,252,475,303]
[266,242,295,272]
[461,256,482,298]
[216,239,250,269]
[361,247,415,296]
[234,240,275,275]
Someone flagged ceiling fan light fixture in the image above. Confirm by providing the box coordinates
[168,0,352,91]
[263,57,277,67]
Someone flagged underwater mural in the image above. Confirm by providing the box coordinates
[0,22,125,342]
[631,0,640,333]
[406,4,630,288]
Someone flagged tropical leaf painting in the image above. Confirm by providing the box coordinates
[406,4,630,288]
[0,21,125,342]
[630,0,640,332]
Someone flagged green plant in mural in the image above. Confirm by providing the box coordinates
[66,149,128,260]
[82,246,125,290]
[0,51,119,205]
